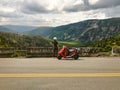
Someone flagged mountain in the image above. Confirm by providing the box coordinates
[3,25,37,33]
[25,27,53,37]
[48,18,120,45]
[1,18,119,47]
[0,31,51,48]
[0,26,13,32]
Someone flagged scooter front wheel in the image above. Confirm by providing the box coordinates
[57,55,62,60]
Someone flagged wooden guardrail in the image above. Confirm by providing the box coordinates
[0,47,14,57]
[112,47,120,56]
[0,47,100,57]
[26,47,100,57]
[26,47,53,57]
[0,47,116,57]
[78,47,99,56]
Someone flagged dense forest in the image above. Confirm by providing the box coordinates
[91,33,120,51]
[0,31,51,48]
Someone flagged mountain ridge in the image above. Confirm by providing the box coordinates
[1,25,38,33]
[48,17,120,45]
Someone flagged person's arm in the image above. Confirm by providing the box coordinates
[50,41,54,47]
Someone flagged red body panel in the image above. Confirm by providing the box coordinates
[58,46,77,58]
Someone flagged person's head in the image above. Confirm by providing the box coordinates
[63,45,65,48]
[53,37,57,41]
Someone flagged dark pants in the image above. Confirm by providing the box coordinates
[53,48,58,57]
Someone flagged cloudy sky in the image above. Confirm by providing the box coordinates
[0,0,120,26]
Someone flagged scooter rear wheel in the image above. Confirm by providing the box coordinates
[73,54,79,60]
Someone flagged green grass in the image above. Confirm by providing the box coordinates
[59,41,81,48]
[43,37,82,48]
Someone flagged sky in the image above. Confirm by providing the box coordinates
[0,0,120,26]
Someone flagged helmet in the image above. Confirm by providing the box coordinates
[53,37,57,40]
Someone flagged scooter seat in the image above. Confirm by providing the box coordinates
[69,49,74,52]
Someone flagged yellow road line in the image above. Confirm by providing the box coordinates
[0,73,120,77]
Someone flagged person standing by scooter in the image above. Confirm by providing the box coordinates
[52,37,58,57]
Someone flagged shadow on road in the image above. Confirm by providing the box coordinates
[58,58,84,61]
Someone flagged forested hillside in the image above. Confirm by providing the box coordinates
[0,31,51,48]
[91,34,120,51]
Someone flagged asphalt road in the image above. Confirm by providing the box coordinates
[0,57,120,90]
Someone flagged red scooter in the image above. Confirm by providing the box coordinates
[57,46,79,60]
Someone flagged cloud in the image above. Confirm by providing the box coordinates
[0,12,22,18]
[102,5,120,18]
[91,0,120,9]
[0,0,120,26]
[0,0,24,18]
[64,0,120,12]
[0,6,23,18]
[89,0,99,5]
[21,0,58,14]
[21,1,48,14]
[21,0,85,14]
[21,0,120,14]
